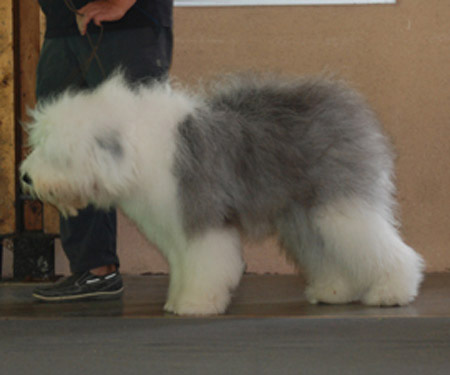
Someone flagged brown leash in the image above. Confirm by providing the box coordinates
[63,0,107,79]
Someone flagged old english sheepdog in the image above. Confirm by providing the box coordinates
[20,73,424,315]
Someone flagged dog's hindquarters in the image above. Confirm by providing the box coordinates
[278,198,424,306]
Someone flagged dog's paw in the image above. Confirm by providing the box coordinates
[361,281,419,306]
[163,300,176,314]
[361,257,423,306]
[305,279,359,305]
[170,290,231,316]
[163,298,217,316]
[172,301,224,316]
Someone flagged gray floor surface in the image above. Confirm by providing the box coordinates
[1,317,450,375]
[1,274,449,374]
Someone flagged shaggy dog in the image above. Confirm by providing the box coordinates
[20,73,424,315]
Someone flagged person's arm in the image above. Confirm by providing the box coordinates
[77,0,137,35]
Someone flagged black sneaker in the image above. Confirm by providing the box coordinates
[32,271,124,302]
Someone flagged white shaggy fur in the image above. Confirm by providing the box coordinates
[20,74,424,315]
[307,199,423,305]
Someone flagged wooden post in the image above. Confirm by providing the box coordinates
[15,0,43,232]
[7,0,56,280]
[0,0,16,236]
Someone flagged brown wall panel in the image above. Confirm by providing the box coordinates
[44,204,60,235]
[0,1,15,235]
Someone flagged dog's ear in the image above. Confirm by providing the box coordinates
[95,130,123,160]
[91,128,136,199]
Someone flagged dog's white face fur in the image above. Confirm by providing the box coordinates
[22,108,87,216]
[21,77,140,217]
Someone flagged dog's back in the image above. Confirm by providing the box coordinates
[173,73,395,238]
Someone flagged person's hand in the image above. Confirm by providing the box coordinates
[76,0,137,35]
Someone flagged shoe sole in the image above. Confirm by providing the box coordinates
[32,287,124,302]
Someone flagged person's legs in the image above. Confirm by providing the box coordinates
[60,207,118,274]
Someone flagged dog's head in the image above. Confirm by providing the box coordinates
[20,75,138,217]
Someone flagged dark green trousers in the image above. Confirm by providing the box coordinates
[36,26,172,273]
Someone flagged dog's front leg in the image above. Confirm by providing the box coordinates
[168,227,245,316]
[163,252,184,314]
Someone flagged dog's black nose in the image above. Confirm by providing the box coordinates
[22,173,33,186]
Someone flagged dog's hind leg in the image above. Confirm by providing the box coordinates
[311,199,424,306]
[169,227,245,315]
[278,207,362,304]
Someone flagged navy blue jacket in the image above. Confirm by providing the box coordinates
[38,0,172,37]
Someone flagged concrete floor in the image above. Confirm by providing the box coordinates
[1,274,449,374]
